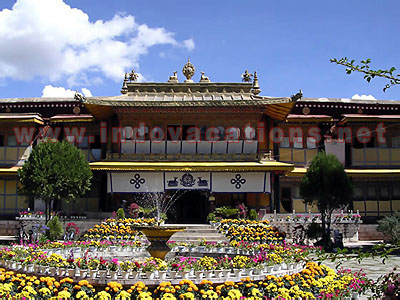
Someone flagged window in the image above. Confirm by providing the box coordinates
[244,125,256,140]
[379,186,389,201]
[281,188,291,199]
[167,125,181,141]
[366,186,377,200]
[292,185,301,199]
[306,137,317,149]
[293,137,303,149]
[7,135,16,147]
[392,136,400,148]
[182,125,196,140]
[77,136,88,148]
[353,187,364,201]
[280,137,289,148]
[393,186,400,199]
[0,136,3,147]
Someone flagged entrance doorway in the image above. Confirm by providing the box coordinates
[171,191,208,224]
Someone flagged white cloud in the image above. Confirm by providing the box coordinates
[81,88,92,97]
[41,85,92,98]
[352,94,376,100]
[182,39,195,51]
[0,0,194,85]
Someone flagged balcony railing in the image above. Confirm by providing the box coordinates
[110,140,260,161]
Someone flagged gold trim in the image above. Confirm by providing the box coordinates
[90,161,294,172]
[287,167,400,177]
[0,166,20,175]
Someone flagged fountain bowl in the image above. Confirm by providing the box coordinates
[134,225,185,259]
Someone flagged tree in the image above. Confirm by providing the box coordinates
[18,140,93,222]
[331,57,400,92]
[300,152,352,250]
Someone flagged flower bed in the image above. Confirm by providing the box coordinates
[0,261,371,299]
[217,219,286,244]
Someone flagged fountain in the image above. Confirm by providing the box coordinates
[131,191,186,259]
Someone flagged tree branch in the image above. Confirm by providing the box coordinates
[331,57,400,92]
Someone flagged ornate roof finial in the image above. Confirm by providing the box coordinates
[168,71,178,83]
[128,69,139,82]
[121,72,129,94]
[199,71,210,83]
[182,58,195,83]
[74,91,86,102]
[251,71,261,95]
[242,70,253,82]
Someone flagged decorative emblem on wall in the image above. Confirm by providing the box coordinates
[130,174,145,189]
[197,177,208,187]
[180,172,196,187]
[167,177,178,187]
[230,174,246,189]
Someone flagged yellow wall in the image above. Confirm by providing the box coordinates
[0,178,27,214]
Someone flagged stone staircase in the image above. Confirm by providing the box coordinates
[168,224,228,244]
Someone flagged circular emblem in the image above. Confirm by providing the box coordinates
[73,106,81,115]
[302,106,310,115]
[180,172,196,187]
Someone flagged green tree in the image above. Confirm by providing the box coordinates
[300,152,352,250]
[18,139,93,222]
[331,57,400,91]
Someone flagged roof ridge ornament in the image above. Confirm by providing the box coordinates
[182,58,195,83]
[199,71,210,83]
[251,71,261,95]
[74,91,86,102]
[242,70,253,82]
[129,69,139,82]
[168,71,178,83]
[121,72,129,94]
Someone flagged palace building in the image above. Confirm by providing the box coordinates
[0,60,399,222]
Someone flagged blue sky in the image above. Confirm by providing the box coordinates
[0,0,399,100]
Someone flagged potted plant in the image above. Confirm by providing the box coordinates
[108,258,119,280]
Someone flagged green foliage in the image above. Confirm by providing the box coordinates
[207,212,216,223]
[46,216,64,241]
[248,209,258,221]
[116,208,125,219]
[18,139,93,220]
[300,152,352,213]
[306,222,323,240]
[331,57,400,92]
[215,206,239,219]
[377,212,400,244]
[300,152,352,250]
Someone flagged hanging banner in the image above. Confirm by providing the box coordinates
[212,172,268,193]
[165,172,210,190]
[107,172,164,193]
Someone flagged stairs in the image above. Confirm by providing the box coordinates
[168,224,228,244]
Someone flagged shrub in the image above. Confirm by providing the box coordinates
[207,212,216,223]
[116,208,125,220]
[215,206,239,219]
[377,212,400,243]
[46,216,64,241]
[248,209,258,221]
[306,222,323,240]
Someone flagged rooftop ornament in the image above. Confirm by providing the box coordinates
[168,71,178,83]
[121,72,129,94]
[74,91,86,102]
[251,71,261,95]
[129,69,139,82]
[182,58,195,83]
[199,71,210,83]
[242,70,253,82]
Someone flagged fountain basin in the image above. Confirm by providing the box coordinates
[134,226,185,259]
